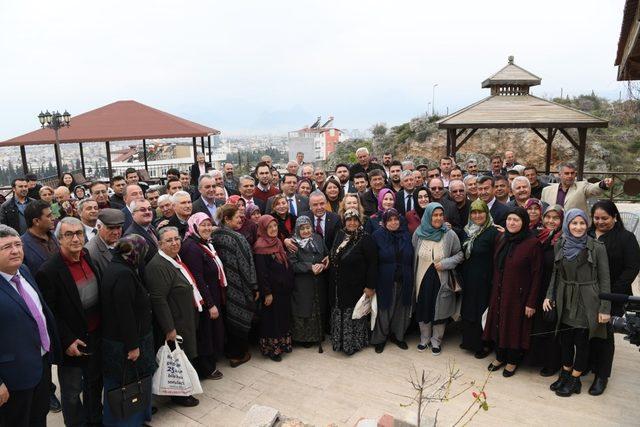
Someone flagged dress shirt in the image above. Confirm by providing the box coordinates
[83,223,98,241]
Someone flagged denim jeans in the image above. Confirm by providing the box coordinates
[57,334,103,427]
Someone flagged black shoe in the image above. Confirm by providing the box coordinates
[540,367,559,377]
[502,365,517,377]
[208,369,223,380]
[171,395,200,407]
[396,340,408,350]
[588,377,608,396]
[556,375,581,397]
[431,346,441,356]
[269,354,282,362]
[487,361,506,372]
[550,369,571,391]
[49,392,62,413]
[151,406,158,415]
[374,343,386,353]
[474,348,491,359]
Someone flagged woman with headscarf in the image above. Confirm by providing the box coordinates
[365,188,405,235]
[179,212,226,380]
[405,188,430,234]
[525,198,544,231]
[228,195,257,246]
[289,216,328,348]
[296,178,313,198]
[101,235,155,426]
[212,204,258,368]
[253,215,295,361]
[587,200,640,395]
[269,194,297,242]
[413,202,464,355]
[543,209,611,397]
[460,199,499,358]
[322,177,344,212]
[73,185,87,201]
[329,208,378,355]
[371,208,414,353]
[529,205,564,377]
[483,207,543,378]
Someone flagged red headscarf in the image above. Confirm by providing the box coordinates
[253,215,288,266]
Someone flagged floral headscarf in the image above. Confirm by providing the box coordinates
[116,234,148,268]
[462,198,494,259]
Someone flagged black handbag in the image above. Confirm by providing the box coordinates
[106,358,152,421]
[448,268,464,293]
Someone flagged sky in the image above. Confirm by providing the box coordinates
[0,0,629,139]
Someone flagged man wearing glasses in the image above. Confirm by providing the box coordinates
[37,217,103,427]
[124,199,159,265]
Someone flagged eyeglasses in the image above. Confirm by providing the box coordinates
[135,207,152,213]
[450,189,465,194]
[428,174,439,178]
[430,187,444,191]
[0,242,23,251]
[62,230,84,239]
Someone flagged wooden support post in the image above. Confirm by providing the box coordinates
[207,135,212,165]
[142,139,149,171]
[79,143,86,177]
[200,136,205,155]
[105,141,113,178]
[456,128,477,151]
[20,145,28,175]
[544,128,555,175]
[577,128,587,180]
[192,137,198,161]
[446,129,458,158]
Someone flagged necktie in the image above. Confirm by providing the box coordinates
[406,194,413,212]
[315,217,324,237]
[91,228,97,237]
[148,226,159,246]
[288,198,296,216]
[12,275,50,352]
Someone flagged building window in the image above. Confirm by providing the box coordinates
[329,129,335,136]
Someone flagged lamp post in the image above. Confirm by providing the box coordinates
[432,84,438,116]
[38,110,71,177]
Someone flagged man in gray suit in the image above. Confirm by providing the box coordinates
[266,173,309,215]
[85,209,124,277]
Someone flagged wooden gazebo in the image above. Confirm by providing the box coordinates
[437,56,608,179]
[616,0,640,81]
[0,100,220,178]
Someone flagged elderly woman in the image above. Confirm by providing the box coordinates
[405,187,430,234]
[371,209,414,353]
[289,216,328,349]
[228,195,258,245]
[329,208,378,355]
[270,194,297,242]
[253,215,295,361]
[413,202,464,355]
[544,209,611,397]
[525,198,544,230]
[322,178,344,212]
[460,199,499,358]
[101,235,155,426]
[73,185,87,201]
[529,205,564,377]
[483,207,542,378]
[145,226,201,407]
[365,188,402,235]
[212,204,258,368]
[180,213,226,380]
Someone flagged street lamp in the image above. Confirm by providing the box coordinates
[432,84,438,116]
[38,109,71,177]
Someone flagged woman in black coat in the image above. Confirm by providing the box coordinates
[101,234,155,426]
[460,199,499,358]
[180,212,226,380]
[329,208,378,355]
[588,200,640,395]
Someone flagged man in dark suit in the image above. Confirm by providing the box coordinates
[427,177,462,230]
[0,177,33,235]
[299,190,340,250]
[85,209,124,277]
[166,191,192,238]
[266,173,309,215]
[335,163,356,195]
[349,147,386,179]
[37,217,102,427]
[189,153,211,186]
[120,184,145,231]
[394,170,418,215]
[210,170,239,199]
[477,176,510,227]
[192,174,223,220]
[360,169,387,216]
[124,199,159,265]
[239,175,266,214]
[0,224,59,426]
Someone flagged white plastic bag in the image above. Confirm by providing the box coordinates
[152,336,203,396]
[370,294,378,331]
[352,293,371,320]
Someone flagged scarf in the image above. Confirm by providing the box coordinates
[496,206,530,272]
[185,212,228,289]
[293,216,314,249]
[253,215,288,266]
[537,204,564,245]
[462,198,493,259]
[159,250,203,312]
[524,198,544,230]
[376,188,395,217]
[562,208,589,260]
[115,234,148,268]
[415,202,449,242]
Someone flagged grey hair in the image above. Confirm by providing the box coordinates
[157,226,179,241]
[157,194,173,205]
[309,189,326,202]
[123,184,142,199]
[401,160,414,168]
[210,170,223,179]
[239,175,255,185]
[355,147,369,156]
[171,191,191,204]
[287,160,298,168]
[198,174,213,187]
[466,158,478,165]
[0,224,19,239]
[558,162,577,172]
[400,170,413,180]
[77,198,97,213]
[55,217,83,239]
[449,179,465,190]
[129,198,150,212]
[511,176,531,191]
[301,164,314,173]
[463,174,477,185]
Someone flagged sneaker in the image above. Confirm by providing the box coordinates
[417,343,428,352]
[431,346,442,356]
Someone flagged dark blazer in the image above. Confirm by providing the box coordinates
[265,194,309,216]
[300,211,340,248]
[109,194,126,210]
[394,189,416,216]
[0,266,59,390]
[489,199,511,227]
[360,189,379,216]
[167,215,189,238]
[37,251,100,367]
[124,222,159,265]
[0,197,33,234]
[121,206,134,231]
[190,162,212,185]
[192,197,223,220]
[85,235,113,277]
[21,231,59,275]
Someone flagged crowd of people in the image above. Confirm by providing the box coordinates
[0,148,639,426]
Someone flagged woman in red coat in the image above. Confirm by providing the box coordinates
[483,207,543,377]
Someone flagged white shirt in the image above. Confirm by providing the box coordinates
[487,197,496,210]
[1,270,48,355]
[285,195,298,216]
[83,223,98,242]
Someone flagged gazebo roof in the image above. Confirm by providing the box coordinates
[615,0,640,80]
[0,100,220,147]
[481,56,541,88]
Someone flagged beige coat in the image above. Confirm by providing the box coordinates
[540,180,605,215]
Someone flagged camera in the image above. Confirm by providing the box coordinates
[599,293,640,348]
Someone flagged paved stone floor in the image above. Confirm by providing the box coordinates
[47,324,640,426]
